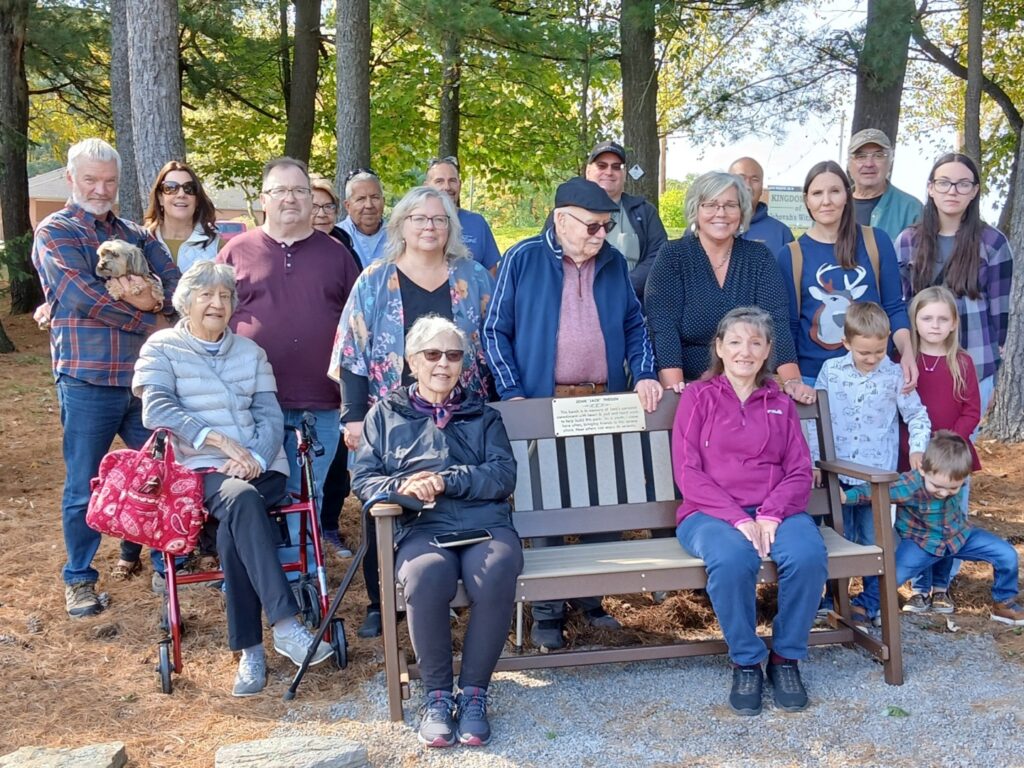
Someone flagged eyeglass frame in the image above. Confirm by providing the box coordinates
[850,150,891,162]
[561,210,617,235]
[159,180,198,196]
[417,348,465,363]
[427,155,459,171]
[698,201,742,214]
[929,178,978,194]
[262,186,312,200]
[311,202,339,213]
[405,214,451,230]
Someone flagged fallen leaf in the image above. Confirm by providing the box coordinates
[884,705,910,717]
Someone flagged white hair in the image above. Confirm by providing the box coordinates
[67,138,121,179]
[383,186,468,263]
[172,261,237,316]
[405,314,468,356]
[685,171,753,233]
[344,172,382,201]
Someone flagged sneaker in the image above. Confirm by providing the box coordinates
[585,608,621,630]
[151,571,167,596]
[232,654,266,697]
[273,621,333,666]
[850,604,882,627]
[322,529,353,558]
[902,593,931,613]
[530,619,564,652]
[930,591,956,615]
[766,659,809,712]
[991,601,1024,626]
[65,582,104,618]
[729,665,763,716]
[816,594,835,620]
[417,690,457,748]
[455,686,491,746]
[357,610,382,639]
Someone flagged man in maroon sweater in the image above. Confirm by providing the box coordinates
[217,157,358,516]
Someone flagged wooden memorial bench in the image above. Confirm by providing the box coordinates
[372,390,904,721]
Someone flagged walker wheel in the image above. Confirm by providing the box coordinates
[330,618,348,669]
[157,641,173,694]
[300,580,322,628]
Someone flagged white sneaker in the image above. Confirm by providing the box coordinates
[273,621,333,666]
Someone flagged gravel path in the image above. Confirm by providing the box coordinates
[282,621,1024,767]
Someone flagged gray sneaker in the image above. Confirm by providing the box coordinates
[232,654,266,697]
[65,582,104,618]
[586,608,621,630]
[273,621,333,666]
[902,593,930,613]
[531,619,564,652]
[931,591,956,614]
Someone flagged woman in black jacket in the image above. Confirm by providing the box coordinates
[352,315,521,749]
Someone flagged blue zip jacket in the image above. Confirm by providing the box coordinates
[741,202,794,256]
[484,227,657,399]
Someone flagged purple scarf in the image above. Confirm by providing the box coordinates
[408,384,464,428]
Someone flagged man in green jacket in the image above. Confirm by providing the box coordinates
[847,128,923,242]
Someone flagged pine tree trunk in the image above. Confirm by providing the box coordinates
[0,0,40,315]
[438,31,461,158]
[963,0,983,164]
[109,0,143,222]
[620,0,659,208]
[284,0,321,163]
[850,0,915,145]
[0,319,15,353]
[126,0,186,195]
[334,0,371,195]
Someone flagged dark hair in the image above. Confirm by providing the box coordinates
[803,161,858,270]
[143,160,218,248]
[921,429,973,481]
[909,153,984,299]
[705,306,775,386]
[262,156,309,184]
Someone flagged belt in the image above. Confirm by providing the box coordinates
[553,382,607,397]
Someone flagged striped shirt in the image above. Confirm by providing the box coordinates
[31,202,179,387]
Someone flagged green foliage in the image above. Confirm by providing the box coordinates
[659,177,696,230]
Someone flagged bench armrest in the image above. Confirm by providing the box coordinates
[370,503,403,518]
[817,459,898,484]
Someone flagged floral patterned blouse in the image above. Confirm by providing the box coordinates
[328,256,495,405]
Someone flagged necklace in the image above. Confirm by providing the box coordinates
[712,248,732,270]
[921,353,941,373]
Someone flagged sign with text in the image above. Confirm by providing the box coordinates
[551,393,646,438]
[767,185,812,231]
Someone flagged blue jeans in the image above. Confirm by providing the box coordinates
[56,375,150,585]
[843,499,880,617]
[677,511,827,666]
[880,529,1020,611]
[908,485,968,594]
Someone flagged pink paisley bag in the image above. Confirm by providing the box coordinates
[86,430,208,554]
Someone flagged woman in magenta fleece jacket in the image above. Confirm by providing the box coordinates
[673,306,826,717]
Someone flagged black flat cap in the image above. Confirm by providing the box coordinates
[554,177,618,212]
[587,140,626,164]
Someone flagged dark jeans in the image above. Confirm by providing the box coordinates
[56,375,150,585]
[204,470,298,650]
[397,527,523,691]
[320,436,349,532]
[363,519,380,611]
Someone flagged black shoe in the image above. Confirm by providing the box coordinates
[417,690,457,748]
[766,659,809,711]
[530,619,564,651]
[357,609,382,638]
[455,686,491,746]
[729,664,763,716]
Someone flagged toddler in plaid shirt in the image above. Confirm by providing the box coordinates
[843,431,1024,625]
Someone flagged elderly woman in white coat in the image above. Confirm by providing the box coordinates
[133,261,330,697]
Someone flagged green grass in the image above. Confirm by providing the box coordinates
[492,225,541,253]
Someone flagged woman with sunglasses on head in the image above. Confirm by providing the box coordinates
[143,161,221,273]
[644,171,806,400]
[329,186,495,638]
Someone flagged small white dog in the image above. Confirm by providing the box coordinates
[95,239,163,304]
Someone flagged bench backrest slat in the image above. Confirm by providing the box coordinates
[593,433,619,505]
[564,436,591,508]
[536,438,562,510]
[621,431,647,503]
[649,430,676,501]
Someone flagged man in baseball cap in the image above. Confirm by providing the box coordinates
[847,128,923,241]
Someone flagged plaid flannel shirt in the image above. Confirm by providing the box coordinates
[846,470,969,556]
[31,202,180,387]
[895,225,1013,381]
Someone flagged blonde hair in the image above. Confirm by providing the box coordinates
[843,301,890,341]
[909,286,967,399]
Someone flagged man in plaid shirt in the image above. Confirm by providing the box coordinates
[843,431,1024,625]
[31,138,179,618]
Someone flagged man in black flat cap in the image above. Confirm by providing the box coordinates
[483,177,663,650]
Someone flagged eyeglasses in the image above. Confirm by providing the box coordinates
[311,202,339,213]
[159,180,198,196]
[345,167,378,183]
[593,161,624,172]
[405,214,450,229]
[851,151,890,161]
[699,201,741,213]
[263,186,312,199]
[428,155,459,170]
[562,210,616,235]
[930,178,977,194]
[418,348,465,362]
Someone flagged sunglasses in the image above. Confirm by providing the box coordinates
[428,155,459,170]
[160,180,198,196]
[563,210,617,235]
[418,348,465,363]
[345,167,378,182]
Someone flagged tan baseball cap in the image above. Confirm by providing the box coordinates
[849,128,893,154]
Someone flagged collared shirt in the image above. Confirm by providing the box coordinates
[846,470,969,556]
[31,202,179,387]
[554,256,608,385]
[338,216,388,267]
[812,354,930,484]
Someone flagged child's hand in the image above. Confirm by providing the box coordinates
[839,489,848,504]
[812,469,822,488]
[909,452,924,470]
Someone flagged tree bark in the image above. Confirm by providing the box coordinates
[126,0,186,196]
[984,135,1024,441]
[620,0,659,207]
[851,0,916,144]
[0,318,15,352]
[284,0,321,163]
[0,0,40,316]
[278,0,292,116]
[438,31,461,158]
[109,0,142,222]
[963,0,982,164]
[334,0,371,195]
